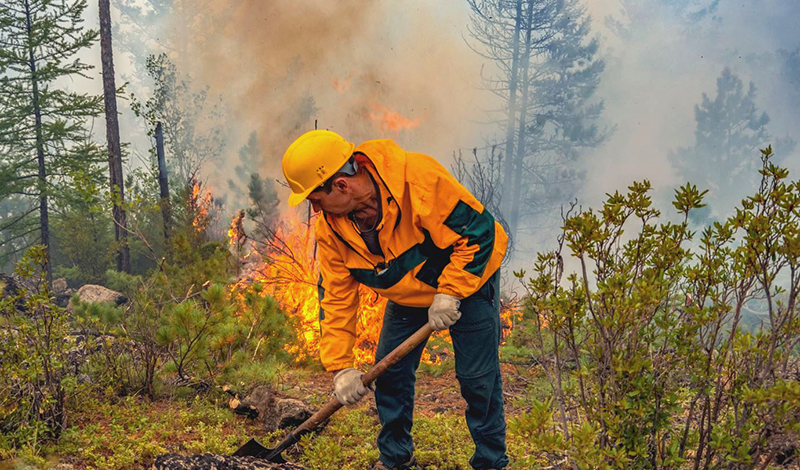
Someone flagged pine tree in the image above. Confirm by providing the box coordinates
[467,0,609,242]
[99,0,130,273]
[50,146,116,286]
[510,0,608,237]
[131,53,225,189]
[0,0,103,281]
[246,174,279,245]
[605,0,720,40]
[779,48,800,110]
[227,131,262,212]
[671,68,779,219]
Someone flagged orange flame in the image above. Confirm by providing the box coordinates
[368,103,423,133]
[189,179,212,232]
[232,211,519,367]
[228,210,246,246]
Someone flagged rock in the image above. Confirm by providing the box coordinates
[0,273,18,298]
[70,285,127,311]
[152,453,304,470]
[52,278,68,293]
[0,273,34,315]
[53,464,76,470]
[0,274,20,315]
[235,385,272,422]
[55,288,76,308]
[1,273,74,313]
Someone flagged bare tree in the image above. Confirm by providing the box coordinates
[466,0,610,244]
[99,0,130,272]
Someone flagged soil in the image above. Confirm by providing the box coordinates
[279,363,528,418]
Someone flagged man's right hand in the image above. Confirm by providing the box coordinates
[333,367,371,406]
[428,293,462,330]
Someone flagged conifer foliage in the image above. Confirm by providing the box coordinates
[0,0,103,281]
[466,0,609,243]
[671,68,794,219]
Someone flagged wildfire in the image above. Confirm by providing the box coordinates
[231,210,520,367]
[368,102,423,133]
[228,209,246,246]
[189,178,213,232]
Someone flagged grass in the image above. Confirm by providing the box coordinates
[292,407,482,469]
[287,400,549,469]
[0,390,551,470]
[0,364,553,469]
[36,390,279,470]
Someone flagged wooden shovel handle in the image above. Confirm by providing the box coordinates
[362,323,434,386]
[271,324,434,455]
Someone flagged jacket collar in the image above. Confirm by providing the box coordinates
[352,139,408,206]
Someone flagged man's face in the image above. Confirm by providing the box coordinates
[306,177,355,217]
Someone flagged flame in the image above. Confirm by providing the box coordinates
[189,178,213,232]
[228,210,246,246]
[500,299,522,342]
[231,211,519,367]
[368,102,423,133]
[331,73,352,93]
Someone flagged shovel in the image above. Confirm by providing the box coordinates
[233,323,434,463]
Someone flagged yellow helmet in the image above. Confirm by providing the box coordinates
[281,130,355,207]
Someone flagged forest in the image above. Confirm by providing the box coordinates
[0,0,798,469]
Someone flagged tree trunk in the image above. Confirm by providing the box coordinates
[25,0,52,286]
[156,122,172,240]
[509,0,535,238]
[99,0,130,272]
[500,0,523,223]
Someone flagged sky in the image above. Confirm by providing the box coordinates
[71,0,800,264]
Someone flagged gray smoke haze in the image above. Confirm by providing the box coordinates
[581,0,800,209]
[71,0,800,263]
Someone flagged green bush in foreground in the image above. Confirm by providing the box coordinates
[0,247,86,454]
[510,146,800,469]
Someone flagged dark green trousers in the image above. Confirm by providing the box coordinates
[373,271,508,469]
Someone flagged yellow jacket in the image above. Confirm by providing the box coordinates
[316,140,508,371]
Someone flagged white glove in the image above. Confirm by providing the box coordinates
[428,293,462,330]
[333,367,372,406]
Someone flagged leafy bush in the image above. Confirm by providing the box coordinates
[0,246,86,450]
[509,146,800,469]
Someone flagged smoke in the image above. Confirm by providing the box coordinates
[164,0,490,197]
[580,0,800,211]
[70,0,799,261]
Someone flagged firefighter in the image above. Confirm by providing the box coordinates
[281,130,509,470]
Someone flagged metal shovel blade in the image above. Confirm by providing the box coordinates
[232,438,287,463]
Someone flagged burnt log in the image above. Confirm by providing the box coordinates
[231,386,314,432]
[152,453,304,470]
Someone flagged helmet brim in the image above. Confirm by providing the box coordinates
[288,188,315,207]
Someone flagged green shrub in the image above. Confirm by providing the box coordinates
[0,246,86,451]
[511,146,800,469]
